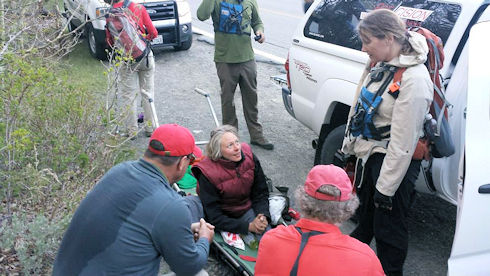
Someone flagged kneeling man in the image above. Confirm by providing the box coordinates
[255,165,384,276]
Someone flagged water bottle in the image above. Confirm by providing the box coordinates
[240,233,259,250]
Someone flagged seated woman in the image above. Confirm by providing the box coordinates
[192,125,270,236]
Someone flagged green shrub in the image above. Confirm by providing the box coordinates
[0,1,140,273]
[0,213,70,275]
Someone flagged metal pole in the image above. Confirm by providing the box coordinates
[194,88,220,127]
[212,240,251,276]
[149,98,159,129]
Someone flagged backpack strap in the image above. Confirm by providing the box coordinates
[289,227,326,276]
[388,67,407,99]
[122,0,131,8]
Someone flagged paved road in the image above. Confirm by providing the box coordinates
[137,33,457,275]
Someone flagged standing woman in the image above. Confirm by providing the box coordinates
[342,9,433,276]
[192,125,270,237]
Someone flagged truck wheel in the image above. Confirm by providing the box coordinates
[86,23,107,60]
[320,124,346,165]
[174,36,192,51]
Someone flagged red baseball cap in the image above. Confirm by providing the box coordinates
[304,165,353,202]
[148,124,197,157]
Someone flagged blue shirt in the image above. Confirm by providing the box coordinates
[53,159,209,275]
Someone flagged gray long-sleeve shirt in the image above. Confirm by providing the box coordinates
[53,159,209,276]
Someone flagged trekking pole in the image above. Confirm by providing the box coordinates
[194,88,220,128]
[149,98,159,130]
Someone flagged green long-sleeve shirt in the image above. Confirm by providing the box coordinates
[197,0,264,63]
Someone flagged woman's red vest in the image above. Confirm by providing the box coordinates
[194,143,255,216]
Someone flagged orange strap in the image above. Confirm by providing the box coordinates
[389,67,407,93]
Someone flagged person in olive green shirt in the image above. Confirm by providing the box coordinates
[197,0,274,150]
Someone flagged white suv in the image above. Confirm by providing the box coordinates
[280,0,490,273]
[63,0,193,59]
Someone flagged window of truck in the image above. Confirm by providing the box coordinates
[304,0,462,50]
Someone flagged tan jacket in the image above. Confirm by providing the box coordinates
[342,31,433,196]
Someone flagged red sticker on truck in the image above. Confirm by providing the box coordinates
[293,59,317,83]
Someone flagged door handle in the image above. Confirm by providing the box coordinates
[293,39,299,43]
[478,184,490,194]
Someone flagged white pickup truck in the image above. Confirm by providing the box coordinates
[278,0,490,274]
[63,0,193,59]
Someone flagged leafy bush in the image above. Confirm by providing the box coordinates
[0,214,70,275]
[0,0,138,274]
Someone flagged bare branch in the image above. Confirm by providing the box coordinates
[0,27,29,60]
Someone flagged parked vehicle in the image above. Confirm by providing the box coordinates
[448,19,490,275]
[278,0,490,273]
[63,0,193,59]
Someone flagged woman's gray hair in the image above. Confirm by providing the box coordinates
[205,125,239,161]
[358,9,412,54]
[295,185,359,224]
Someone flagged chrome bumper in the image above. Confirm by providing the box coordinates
[270,75,295,118]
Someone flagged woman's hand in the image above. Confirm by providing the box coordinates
[248,214,268,234]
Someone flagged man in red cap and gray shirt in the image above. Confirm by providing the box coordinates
[255,165,384,276]
[53,124,214,276]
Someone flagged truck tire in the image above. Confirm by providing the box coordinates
[174,36,192,51]
[86,23,107,60]
[320,124,346,165]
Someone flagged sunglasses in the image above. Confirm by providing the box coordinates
[185,153,196,165]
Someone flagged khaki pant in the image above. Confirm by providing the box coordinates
[119,51,156,133]
[215,60,266,143]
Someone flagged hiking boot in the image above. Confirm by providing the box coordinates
[145,130,153,137]
[250,140,274,150]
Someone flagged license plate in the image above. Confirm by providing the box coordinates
[151,35,163,45]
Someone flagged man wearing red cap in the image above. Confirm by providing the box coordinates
[54,124,214,276]
[255,165,384,276]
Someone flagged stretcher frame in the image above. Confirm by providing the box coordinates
[178,89,257,274]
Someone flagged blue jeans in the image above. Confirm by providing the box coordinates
[183,195,204,223]
[240,208,271,240]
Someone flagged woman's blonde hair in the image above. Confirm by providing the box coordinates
[205,125,239,161]
[358,9,411,53]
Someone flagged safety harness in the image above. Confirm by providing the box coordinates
[289,227,326,276]
[347,63,399,141]
[346,64,401,190]
[217,0,251,35]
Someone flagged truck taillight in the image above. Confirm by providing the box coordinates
[285,53,291,90]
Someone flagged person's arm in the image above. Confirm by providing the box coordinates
[136,4,157,40]
[151,199,209,275]
[197,0,215,21]
[250,154,270,221]
[376,66,432,196]
[141,8,157,40]
[250,0,264,41]
[198,173,250,234]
